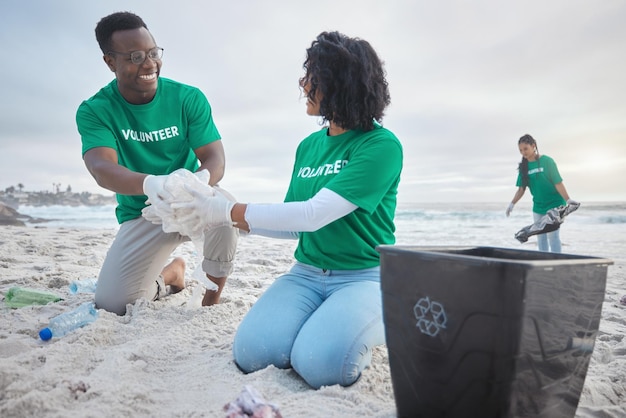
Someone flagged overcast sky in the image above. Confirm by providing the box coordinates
[1,0,625,205]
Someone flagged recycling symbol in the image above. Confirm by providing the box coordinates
[413,296,447,337]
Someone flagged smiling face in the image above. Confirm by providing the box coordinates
[103,27,160,104]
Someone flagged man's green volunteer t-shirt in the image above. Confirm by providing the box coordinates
[285,124,403,270]
[516,155,565,214]
[76,78,221,223]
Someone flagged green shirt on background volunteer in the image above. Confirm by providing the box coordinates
[515,155,566,214]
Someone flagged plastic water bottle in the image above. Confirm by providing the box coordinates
[4,287,63,309]
[39,302,99,341]
[69,278,98,294]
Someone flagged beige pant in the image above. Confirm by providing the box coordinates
[95,204,239,315]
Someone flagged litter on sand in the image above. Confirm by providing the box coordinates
[223,385,282,418]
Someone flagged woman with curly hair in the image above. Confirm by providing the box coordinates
[153,31,403,388]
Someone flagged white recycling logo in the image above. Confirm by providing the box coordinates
[413,296,447,337]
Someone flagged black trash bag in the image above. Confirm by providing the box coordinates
[515,202,580,243]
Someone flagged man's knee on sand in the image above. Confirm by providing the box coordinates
[94,270,167,316]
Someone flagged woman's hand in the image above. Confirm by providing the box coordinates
[170,186,235,230]
[505,202,515,217]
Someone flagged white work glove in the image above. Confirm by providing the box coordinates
[566,198,580,207]
[170,185,235,230]
[143,174,173,204]
[505,202,515,217]
[194,169,210,186]
[142,198,171,225]
[142,170,210,225]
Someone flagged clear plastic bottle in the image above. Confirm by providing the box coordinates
[39,302,99,341]
[4,287,63,309]
[69,278,98,294]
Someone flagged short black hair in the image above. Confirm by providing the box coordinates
[95,11,148,54]
[300,31,391,131]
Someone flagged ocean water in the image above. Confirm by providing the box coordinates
[393,201,626,262]
[19,204,119,230]
[18,201,626,262]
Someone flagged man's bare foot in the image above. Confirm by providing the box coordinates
[202,290,219,306]
[161,257,186,294]
[202,275,226,306]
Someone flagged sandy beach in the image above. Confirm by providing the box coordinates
[1,225,625,417]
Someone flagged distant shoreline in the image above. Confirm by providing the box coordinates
[0,191,116,209]
[0,191,117,226]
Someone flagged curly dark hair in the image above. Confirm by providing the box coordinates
[95,11,148,54]
[517,134,539,187]
[299,31,391,131]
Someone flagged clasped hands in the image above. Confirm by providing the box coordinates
[142,168,235,239]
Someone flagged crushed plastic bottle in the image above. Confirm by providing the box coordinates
[4,287,63,309]
[69,278,98,294]
[39,302,99,341]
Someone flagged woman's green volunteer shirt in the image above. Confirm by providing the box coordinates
[76,78,221,223]
[285,124,403,270]
[515,155,566,214]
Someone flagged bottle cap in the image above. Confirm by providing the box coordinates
[39,328,53,341]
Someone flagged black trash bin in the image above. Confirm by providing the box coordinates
[377,246,612,418]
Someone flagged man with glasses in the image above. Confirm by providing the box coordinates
[76,11,238,315]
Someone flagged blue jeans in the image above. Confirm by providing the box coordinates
[232,262,385,389]
[533,211,561,253]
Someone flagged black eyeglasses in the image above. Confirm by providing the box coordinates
[107,47,164,65]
